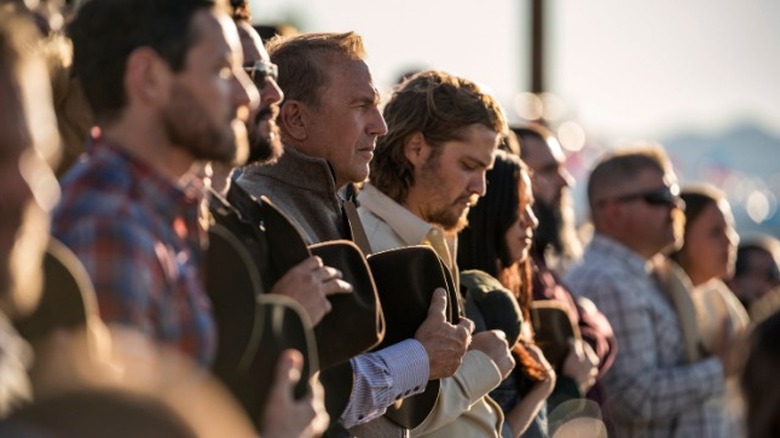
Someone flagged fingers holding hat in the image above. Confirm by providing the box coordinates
[416,288,472,380]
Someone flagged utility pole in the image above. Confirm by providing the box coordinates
[530,0,545,93]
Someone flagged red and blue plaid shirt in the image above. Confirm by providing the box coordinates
[52,137,216,366]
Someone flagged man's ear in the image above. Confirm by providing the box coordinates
[279,100,308,141]
[124,47,172,107]
[403,132,429,167]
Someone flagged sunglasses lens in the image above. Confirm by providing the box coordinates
[255,63,278,84]
[644,190,685,210]
[644,191,672,205]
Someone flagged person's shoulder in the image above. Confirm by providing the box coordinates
[564,256,628,299]
[54,178,143,232]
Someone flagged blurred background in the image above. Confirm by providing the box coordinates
[249,0,780,238]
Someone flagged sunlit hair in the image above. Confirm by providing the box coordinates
[370,69,508,204]
[669,184,730,271]
[734,235,780,278]
[499,129,521,156]
[458,150,547,381]
[512,122,555,159]
[69,0,223,124]
[267,31,366,109]
[587,143,671,211]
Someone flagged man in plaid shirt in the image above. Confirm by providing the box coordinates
[51,0,258,366]
[564,145,734,437]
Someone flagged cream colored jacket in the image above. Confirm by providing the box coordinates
[358,183,506,437]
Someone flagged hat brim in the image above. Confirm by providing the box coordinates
[530,300,581,370]
[309,240,385,368]
[206,224,318,430]
[367,245,459,429]
[15,238,95,341]
[259,196,385,369]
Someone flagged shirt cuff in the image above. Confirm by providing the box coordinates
[376,338,430,398]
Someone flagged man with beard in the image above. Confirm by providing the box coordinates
[513,124,580,274]
[564,145,735,437]
[209,10,352,326]
[53,0,257,367]
[514,124,616,412]
[51,1,330,435]
[237,34,476,437]
[357,70,515,438]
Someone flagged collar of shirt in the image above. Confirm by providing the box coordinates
[589,233,655,276]
[358,183,456,268]
[243,145,340,204]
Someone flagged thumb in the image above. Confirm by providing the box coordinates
[273,349,303,398]
[426,288,448,321]
[568,337,582,357]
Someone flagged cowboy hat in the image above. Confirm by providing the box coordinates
[366,245,459,429]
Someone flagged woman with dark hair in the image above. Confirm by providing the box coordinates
[667,184,749,436]
[458,149,555,437]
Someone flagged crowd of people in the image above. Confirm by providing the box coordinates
[1,0,779,437]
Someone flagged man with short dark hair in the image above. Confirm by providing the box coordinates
[358,70,515,438]
[565,145,733,437]
[51,1,327,435]
[55,0,256,366]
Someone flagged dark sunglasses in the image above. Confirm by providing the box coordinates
[603,185,685,209]
[243,60,279,86]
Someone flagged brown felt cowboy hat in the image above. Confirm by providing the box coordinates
[205,224,317,430]
[366,244,460,429]
[208,188,374,421]
[258,196,385,369]
[15,238,98,343]
[530,300,581,371]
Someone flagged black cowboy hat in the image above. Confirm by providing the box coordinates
[258,196,385,369]
[229,193,462,428]
[15,238,96,342]
[529,300,581,371]
[365,245,460,429]
[206,223,316,430]
[209,194,378,421]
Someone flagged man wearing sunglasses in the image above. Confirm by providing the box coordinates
[563,145,733,437]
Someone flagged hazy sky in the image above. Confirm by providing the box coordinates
[249,0,780,143]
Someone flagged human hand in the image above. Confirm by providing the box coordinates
[415,288,474,380]
[524,342,556,398]
[261,349,329,438]
[470,330,515,380]
[270,256,353,325]
[562,338,599,395]
[711,317,742,377]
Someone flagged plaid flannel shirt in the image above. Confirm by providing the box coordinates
[564,235,727,438]
[52,139,215,366]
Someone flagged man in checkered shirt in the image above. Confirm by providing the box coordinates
[564,145,734,437]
